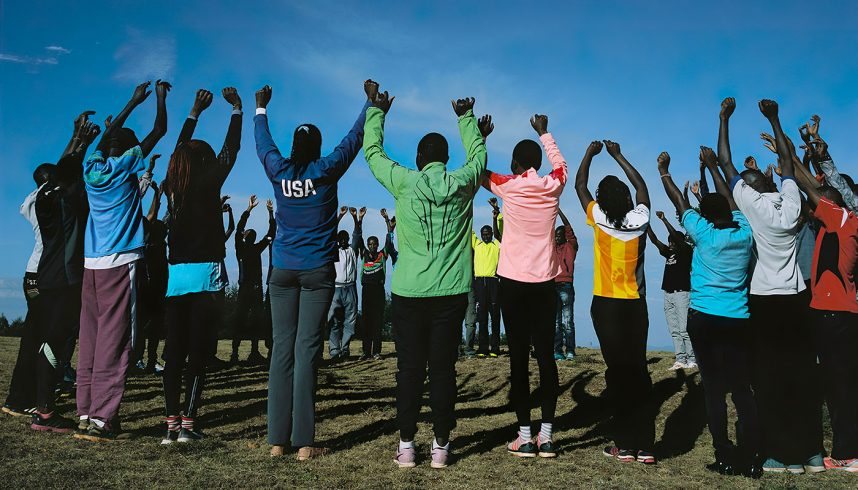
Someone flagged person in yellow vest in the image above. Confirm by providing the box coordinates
[472,201,502,357]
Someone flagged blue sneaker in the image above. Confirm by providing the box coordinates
[805,453,826,473]
[762,458,787,473]
[553,353,564,361]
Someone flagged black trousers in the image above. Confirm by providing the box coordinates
[233,283,264,355]
[361,283,385,356]
[5,274,39,409]
[813,310,858,460]
[34,285,80,411]
[135,280,166,366]
[499,276,558,426]
[474,276,501,355]
[591,296,654,450]
[163,292,216,418]
[393,293,467,441]
[687,309,759,465]
[749,291,822,464]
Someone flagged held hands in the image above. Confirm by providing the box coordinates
[155,79,172,100]
[256,85,272,109]
[585,140,603,157]
[478,115,494,139]
[604,140,621,158]
[657,151,670,174]
[758,99,778,119]
[222,87,242,110]
[192,89,214,117]
[364,79,379,101]
[371,90,395,114]
[720,97,736,120]
[451,97,475,117]
[530,114,548,136]
[131,81,152,106]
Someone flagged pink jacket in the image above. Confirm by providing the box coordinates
[487,133,568,283]
[554,226,578,283]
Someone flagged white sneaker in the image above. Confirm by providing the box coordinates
[685,362,698,370]
[667,361,685,371]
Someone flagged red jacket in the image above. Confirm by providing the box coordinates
[554,226,578,283]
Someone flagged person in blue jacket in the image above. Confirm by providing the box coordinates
[255,79,374,461]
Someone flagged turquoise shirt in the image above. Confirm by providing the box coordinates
[681,209,753,319]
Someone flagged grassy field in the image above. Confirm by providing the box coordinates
[0,337,852,489]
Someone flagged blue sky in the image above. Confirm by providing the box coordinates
[1,1,857,349]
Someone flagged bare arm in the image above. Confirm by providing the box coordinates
[96,81,153,153]
[575,141,602,210]
[656,151,690,217]
[759,99,794,179]
[604,140,650,207]
[139,80,171,157]
[646,226,670,257]
[701,146,737,211]
[224,204,235,241]
[146,186,161,222]
[558,207,571,228]
[717,97,740,183]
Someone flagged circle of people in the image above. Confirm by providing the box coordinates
[5,79,857,477]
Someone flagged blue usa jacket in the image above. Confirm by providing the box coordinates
[254,101,370,271]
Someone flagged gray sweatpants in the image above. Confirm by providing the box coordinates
[664,290,695,364]
[268,264,335,447]
[327,284,357,357]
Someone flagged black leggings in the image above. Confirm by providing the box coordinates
[34,285,80,411]
[361,283,385,356]
[233,283,264,355]
[163,292,217,418]
[591,296,654,450]
[500,276,558,427]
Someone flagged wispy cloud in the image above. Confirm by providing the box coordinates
[112,28,176,82]
[44,45,71,54]
[0,53,59,65]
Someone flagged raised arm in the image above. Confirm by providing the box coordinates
[646,223,670,257]
[253,85,287,181]
[364,86,411,196]
[658,212,684,244]
[236,195,257,253]
[759,99,795,179]
[176,89,212,149]
[488,198,502,240]
[58,121,100,182]
[449,97,488,191]
[216,87,243,184]
[223,196,235,241]
[352,207,366,256]
[716,97,740,183]
[255,199,276,253]
[698,161,710,195]
[700,146,737,210]
[575,141,602,210]
[96,81,153,154]
[146,185,162,222]
[139,153,160,196]
[816,140,858,213]
[139,80,171,157]
[657,151,690,216]
[605,140,650,207]
[532,114,568,188]
[61,111,96,159]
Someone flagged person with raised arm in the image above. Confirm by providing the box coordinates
[788,138,858,472]
[646,209,695,372]
[231,195,276,364]
[553,207,578,362]
[481,113,566,460]
[156,87,241,444]
[363,84,486,469]
[471,199,501,359]
[75,80,169,442]
[718,97,823,473]
[135,163,167,375]
[326,206,361,360]
[256,80,371,460]
[662,146,760,477]
[356,208,398,360]
[576,138,656,464]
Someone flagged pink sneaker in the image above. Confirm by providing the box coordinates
[431,446,449,469]
[394,446,416,468]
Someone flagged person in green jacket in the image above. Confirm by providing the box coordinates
[362,82,488,469]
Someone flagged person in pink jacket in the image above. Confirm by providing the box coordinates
[483,114,567,459]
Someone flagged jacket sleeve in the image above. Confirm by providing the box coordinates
[314,101,371,180]
[363,107,412,197]
[216,111,242,185]
[450,110,488,193]
[820,159,858,214]
[255,113,287,182]
[540,132,568,189]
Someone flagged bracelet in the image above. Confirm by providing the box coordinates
[660,173,671,179]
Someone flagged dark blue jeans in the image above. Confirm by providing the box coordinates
[554,282,575,355]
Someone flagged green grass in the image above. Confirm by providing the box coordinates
[0,338,852,489]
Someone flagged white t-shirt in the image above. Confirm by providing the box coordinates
[732,177,805,295]
[21,187,45,274]
[334,247,357,286]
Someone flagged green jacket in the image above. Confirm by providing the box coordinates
[363,107,487,297]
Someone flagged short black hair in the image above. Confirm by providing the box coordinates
[818,185,846,207]
[740,168,771,193]
[33,163,56,186]
[337,230,349,241]
[699,193,733,226]
[417,133,449,168]
[480,225,492,235]
[113,127,139,154]
[512,139,542,171]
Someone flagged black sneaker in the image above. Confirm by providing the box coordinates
[74,423,119,442]
[177,427,204,443]
[636,450,657,465]
[537,435,557,458]
[31,412,76,434]
[246,351,267,365]
[706,460,736,475]
[161,429,180,445]
[603,446,636,462]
